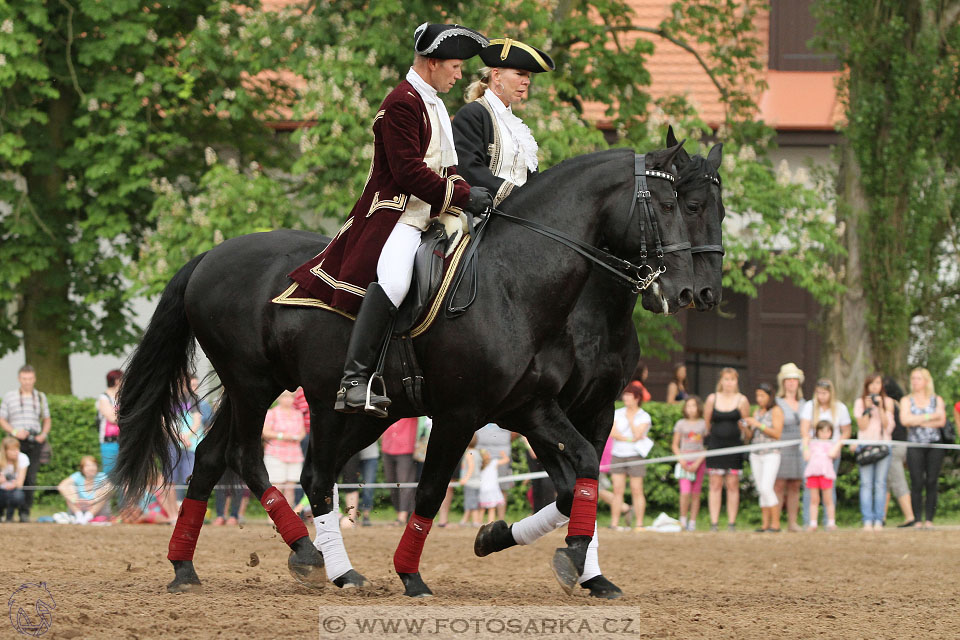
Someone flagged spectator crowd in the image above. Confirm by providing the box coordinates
[1,359,957,532]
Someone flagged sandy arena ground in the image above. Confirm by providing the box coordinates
[2,521,958,639]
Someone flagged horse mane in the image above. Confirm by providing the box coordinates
[500,148,633,211]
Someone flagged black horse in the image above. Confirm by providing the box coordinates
[470,138,724,594]
[111,145,692,595]
[303,138,725,599]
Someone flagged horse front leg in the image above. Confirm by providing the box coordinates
[514,401,600,595]
[394,418,476,597]
[305,407,380,589]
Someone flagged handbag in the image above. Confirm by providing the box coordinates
[942,417,957,444]
[855,444,889,466]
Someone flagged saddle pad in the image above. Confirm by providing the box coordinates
[272,226,472,339]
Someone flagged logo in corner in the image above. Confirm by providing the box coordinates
[8,582,56,637]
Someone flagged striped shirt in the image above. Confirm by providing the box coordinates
[0,389,50,435]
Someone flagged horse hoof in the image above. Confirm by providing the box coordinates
[166,578,202,594]
[474,520,514,557]
[288,550,326,589]
[580,575,623,599]
[333,569,370,589]
[398,572,433,598]
[551,548,581,595]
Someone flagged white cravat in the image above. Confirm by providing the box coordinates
[406,68,458,166]
[484,88,539,176]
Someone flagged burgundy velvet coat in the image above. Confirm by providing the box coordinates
[289,80,471,315]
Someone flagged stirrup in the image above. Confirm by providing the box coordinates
[363,373,391,418]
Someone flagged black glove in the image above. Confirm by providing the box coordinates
[465,186,493,215]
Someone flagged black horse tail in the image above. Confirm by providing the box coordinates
[111,252,207,506]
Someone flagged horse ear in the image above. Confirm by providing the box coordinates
[664,127,691,166]
[707,143,724,170]
[662,139,687,172]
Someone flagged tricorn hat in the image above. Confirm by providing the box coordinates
[480,38,555,73]
[414,23,488,60]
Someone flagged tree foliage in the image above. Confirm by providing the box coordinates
[814,0,960,381]
[2,0,845,387]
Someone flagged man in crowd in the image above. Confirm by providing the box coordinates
[0,365,51,522]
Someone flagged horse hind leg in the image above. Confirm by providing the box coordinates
[166,398,232,593]
[233,396,325,589]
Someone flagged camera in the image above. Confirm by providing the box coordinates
[870,394,881,405]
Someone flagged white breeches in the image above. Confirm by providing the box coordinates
[377,223,421,307]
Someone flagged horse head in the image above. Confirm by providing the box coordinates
[617,142,695,315]
[667,126,724,311]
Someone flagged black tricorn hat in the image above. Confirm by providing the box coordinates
[414,23,489,60]
[480,38,555,73]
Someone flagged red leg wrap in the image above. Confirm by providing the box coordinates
[568,478,599,537]
[261,486,309,546]
[393,514,433,574]
[167,498,208,562]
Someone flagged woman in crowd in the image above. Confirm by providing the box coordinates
[883,377,916,527]
[743,382,784,532]
[453,37,554,206]
[261,390,306,506]
[666,363,689,405]
[57,455,112,524]
[96,369,122,476]
[853,373,895,530]
[609,382,651,531]
[799,378,850,526]
[630,361,652,403]
[0,436,27,522]
[704,368,751,531]
[671,396,706,531]
[899,367,947,529]
[773,363,805,532]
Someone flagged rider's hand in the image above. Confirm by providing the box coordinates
[465,186,493,215]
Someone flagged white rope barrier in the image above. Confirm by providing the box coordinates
[18,437,957,491]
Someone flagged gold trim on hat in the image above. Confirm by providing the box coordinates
[487,38,552,72]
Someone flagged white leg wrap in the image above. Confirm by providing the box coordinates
[578,523,601,584]
[313,510,354,582]
[511,501,569,546]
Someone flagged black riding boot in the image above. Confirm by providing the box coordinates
[335,282,397,417]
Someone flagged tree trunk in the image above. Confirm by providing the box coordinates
[18,92,74,395]
[19,268,72,395]
[819,139,873,403]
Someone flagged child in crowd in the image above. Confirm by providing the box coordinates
[0,437,28,522]
[56,455,112,524]
[478,448,509,524]
[803,420,843,531]
[459,437,482,527]
[672,396,706,531]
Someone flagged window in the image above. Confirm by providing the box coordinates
[769,0,839,71]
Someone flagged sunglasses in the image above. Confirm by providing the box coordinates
[816,380,832,389]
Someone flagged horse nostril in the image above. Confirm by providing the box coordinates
[679,288,694,308]
[700,288,715,305]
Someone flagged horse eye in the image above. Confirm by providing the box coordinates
[687,202,701,213]
[661,202,674,213]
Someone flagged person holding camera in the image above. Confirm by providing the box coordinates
[743,383,784,532]
[853,374,895,530]
[0,365,51,522]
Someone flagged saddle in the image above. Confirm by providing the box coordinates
[273,212,489,414]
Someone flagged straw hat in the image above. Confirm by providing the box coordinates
[777,362,805,385]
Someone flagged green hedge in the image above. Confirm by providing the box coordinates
[33,397,960,523]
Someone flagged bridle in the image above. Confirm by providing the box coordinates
[445,153,692,318]
[489,153,690,294]
[686,171,724,258]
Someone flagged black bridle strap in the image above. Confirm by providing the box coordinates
[691,244,724,254]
